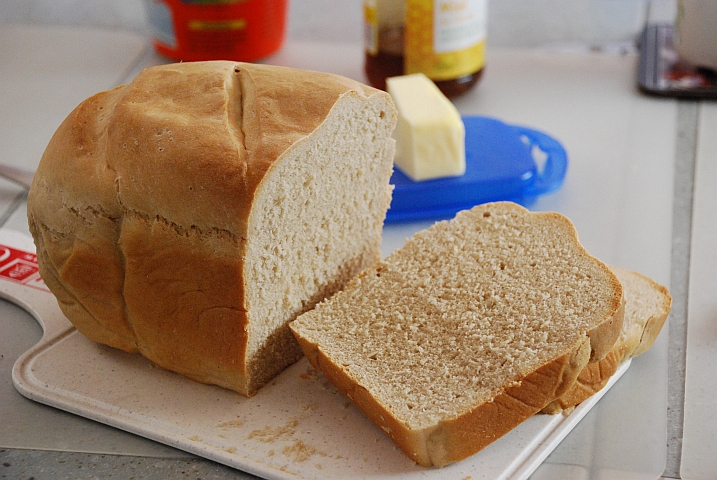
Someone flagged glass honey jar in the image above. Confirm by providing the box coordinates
[364,0,487,97]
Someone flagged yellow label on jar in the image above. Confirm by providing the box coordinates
[364,0,379,55]
[188,19,247,30]
[405,0,487,81]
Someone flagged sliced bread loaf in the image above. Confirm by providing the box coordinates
[542,266,671,414]
[27,61,397,396]
[290,202,624,467]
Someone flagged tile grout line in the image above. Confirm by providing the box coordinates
[663,100,699,479]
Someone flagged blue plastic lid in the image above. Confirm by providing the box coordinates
[385,115,568,223]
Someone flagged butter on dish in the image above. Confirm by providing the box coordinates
[387,73,465,181]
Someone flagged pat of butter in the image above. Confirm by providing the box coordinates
[387,73,465,181]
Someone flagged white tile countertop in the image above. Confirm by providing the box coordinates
[681,103,717,480]
[0,21,711,480]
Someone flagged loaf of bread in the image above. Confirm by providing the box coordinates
[542,266,671,414]
[27,61,397,396]
[290,202,624,467]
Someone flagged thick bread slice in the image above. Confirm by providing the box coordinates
[290,202,624,467]
[616,266,672,359]
[542,266,671,414]
[27,61,397,396]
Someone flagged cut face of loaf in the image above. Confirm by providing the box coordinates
[27,61,397,396]
[542,265,672,414]
[290,202,624,467]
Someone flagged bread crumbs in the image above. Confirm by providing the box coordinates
[299,367,320,380]
[248,418,298,442]
[217,419,244,429]
[283,439,327,462]
[246,418,345,464]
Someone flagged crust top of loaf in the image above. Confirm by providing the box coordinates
[30,61,388,238]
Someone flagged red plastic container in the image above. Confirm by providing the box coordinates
[145,0,287,62]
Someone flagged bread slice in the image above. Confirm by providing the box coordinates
[290,202,624,467]
[27,61,397,396]
[615,266,672,359]
[541,266,671,414]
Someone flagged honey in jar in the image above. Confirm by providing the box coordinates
[364,0,487,97]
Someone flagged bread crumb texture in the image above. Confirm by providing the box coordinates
[541,265,671,414]
[292,202,621,431]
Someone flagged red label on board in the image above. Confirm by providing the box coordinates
[0,244,50,292]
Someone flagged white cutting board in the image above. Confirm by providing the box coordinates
[2,228,629,480]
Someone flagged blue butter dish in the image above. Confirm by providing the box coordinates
[385,115,568,223]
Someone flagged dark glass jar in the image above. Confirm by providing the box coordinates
[363,0,486,98]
